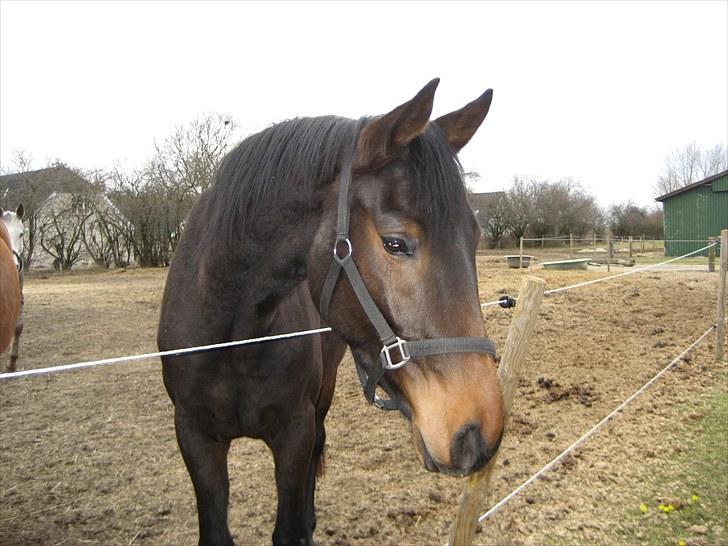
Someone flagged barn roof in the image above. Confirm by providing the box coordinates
[655,169,728,202]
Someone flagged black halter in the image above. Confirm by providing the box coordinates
[13,250,23,273]
[319,132,497,411]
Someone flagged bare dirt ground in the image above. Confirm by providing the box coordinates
[1,258,725,545]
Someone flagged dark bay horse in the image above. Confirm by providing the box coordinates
[158,79,504,546]
[0,205,24,372]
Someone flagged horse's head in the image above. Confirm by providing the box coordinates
[0,205,25,267]
[310,80,503,476]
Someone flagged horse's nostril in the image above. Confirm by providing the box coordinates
[450,423,491,474]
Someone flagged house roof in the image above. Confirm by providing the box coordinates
[0,165,97,207]
[655,169,728,202]
[468,191,506,211]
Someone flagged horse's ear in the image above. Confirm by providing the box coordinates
[434,88,493,154]
[355,78,439,169]
[16,204,24,220]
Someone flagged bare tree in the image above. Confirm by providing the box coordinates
[38,192,92,271]
[566,184,603,238]
[0,151,47,267]
[609,201,663,238]
[701,144,728,178]
[504,176,535,242]
[114,113,239,266]
[149,113,236,198]
[82,195,133,268]
[643,207,664,239]
[481,193,510,248]
[526,178,604,239]
[529,179,568,238]
[108,167,172,267]
[655,142,727,196]
[3,115,237,269]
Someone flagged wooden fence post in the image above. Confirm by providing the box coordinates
[628,236,633,258]
[569,233,574,258]
[448,276,546,546]
[519,236,524,269]
[607,234,612,273]
[708,237,716,273]
[717,230,727,362]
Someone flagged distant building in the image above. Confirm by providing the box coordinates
[655,169,728,257]
[468,191,506,229]
[0,165,131,270]
[2,164,90,201]
[467,191,508,248]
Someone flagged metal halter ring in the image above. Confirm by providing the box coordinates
[333,238,353,264]
[380,337,410,370]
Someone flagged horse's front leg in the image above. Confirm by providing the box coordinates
[8,310,22,372]
[270,408,317,546]
[303,419,326,538]
[175,413,234,546]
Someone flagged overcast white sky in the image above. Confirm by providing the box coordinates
[1,0,726,209]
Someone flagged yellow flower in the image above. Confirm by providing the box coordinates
[678,540,686,546]
[691,493,700,504]
[639,503,649,514]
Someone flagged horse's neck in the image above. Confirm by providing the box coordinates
[199,206,321,323]
[0,222,11,251]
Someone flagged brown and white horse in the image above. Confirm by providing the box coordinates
[0,205,25,371]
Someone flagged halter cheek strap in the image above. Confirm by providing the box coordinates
[13,250,23,273]
[319,127,497,411]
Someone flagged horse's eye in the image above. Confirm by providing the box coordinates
[382,237,410,256]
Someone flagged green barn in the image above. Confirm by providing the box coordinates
[656,169,728,257]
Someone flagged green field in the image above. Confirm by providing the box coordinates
[618,379,728,545]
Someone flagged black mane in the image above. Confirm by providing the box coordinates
[199,115,470,252]
[201,116,358,248]
[408,123,469,243]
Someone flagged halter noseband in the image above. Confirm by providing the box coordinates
[319,131,497,411]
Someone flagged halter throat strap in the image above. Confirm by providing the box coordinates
[319,131,496,411]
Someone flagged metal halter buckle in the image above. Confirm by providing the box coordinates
[380,337,410,370]
[372,394,388,410]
